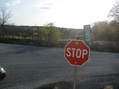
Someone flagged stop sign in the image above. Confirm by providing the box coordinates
[64,40,90,66]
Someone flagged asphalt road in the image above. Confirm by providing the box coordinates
[0,43,119,89]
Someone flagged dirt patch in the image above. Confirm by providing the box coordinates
[34,81,72,89]
[34,73,119,89]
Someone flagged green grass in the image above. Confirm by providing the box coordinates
[91,41,119,52]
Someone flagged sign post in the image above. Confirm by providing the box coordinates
[64,40,90,89]
[73,66,77,89]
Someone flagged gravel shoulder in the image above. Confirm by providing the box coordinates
[35,73,119,89]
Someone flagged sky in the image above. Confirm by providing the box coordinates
[0,0,116,28]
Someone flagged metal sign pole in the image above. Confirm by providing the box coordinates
[73,66,78,89]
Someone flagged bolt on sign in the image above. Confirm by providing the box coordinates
[64,40,90,66]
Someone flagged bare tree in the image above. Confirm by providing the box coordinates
[0,7,11,38]
[0,7,11,25]
[109,1,119,22]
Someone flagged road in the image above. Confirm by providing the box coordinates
[0,43,119,89]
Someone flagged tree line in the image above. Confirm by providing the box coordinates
[0,23,61,46]
[0,23,83,47]
[92,20,119,41]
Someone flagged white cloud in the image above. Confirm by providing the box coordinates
[6,0,21,6]
[34,3,52,10]
[39,7,50,10]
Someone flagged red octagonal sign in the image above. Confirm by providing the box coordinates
[64,40,90,66]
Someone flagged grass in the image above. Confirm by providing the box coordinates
[91,41,119,52]
[104,85,113,89]
[0,36,119,52]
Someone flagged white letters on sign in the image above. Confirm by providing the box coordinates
[66,48,88,58]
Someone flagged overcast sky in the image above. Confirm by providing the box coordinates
[0,0,116,28]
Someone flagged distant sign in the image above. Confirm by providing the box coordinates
[84,25,91,46]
